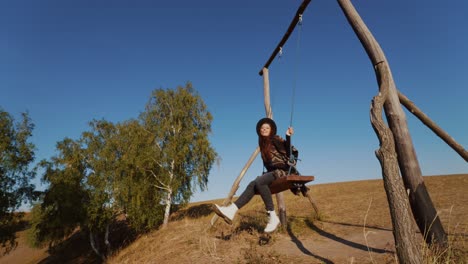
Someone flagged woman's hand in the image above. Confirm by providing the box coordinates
[286,127,294,136]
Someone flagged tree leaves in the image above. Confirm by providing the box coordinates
[29,83,218,255]
[0,109,36,254]
[139,83,217,213]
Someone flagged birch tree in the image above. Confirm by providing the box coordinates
[114,119,165,231]
[139,83,217,227]
[81,120,120,258]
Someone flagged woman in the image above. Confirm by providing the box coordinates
[213,117,295,233]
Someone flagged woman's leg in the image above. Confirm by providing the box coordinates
[254,172,276,211]
[234,180,256,209]
[214,177,262,224]
[234,172,276,211]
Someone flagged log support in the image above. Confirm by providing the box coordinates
[370,63,422,264]
[338,0,447,247]
[398,91,467,162]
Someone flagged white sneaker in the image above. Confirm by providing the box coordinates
[264,210,280,233]
[213,203,238,225]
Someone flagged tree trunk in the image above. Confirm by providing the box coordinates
[104,224,111,255]
[337,0,447,246]
[162,160,175,228]
[89,231,104,260]
[370,63,422,264]
[162,189,172,228]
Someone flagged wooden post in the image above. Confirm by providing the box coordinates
[258,0,314,227]
[263,68,273,118]
[262,67,288,227]
[303,187,320,216]
[370,64,422,264]
[337,0,447,247]
[210,147,260,226]
[398,91,468,162]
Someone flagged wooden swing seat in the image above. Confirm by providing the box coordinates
[255,174,315,195]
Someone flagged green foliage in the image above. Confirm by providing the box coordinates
[81,120,120,233]
[0,109,36,253]
[123,177,165,231]
[139,82,217,206]
[31,139,88,247]
[112,120,165,231]
[30,82,218,254]
[26,203,47,248]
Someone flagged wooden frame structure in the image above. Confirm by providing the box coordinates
[212,1,467,262]
[210,1,318,228]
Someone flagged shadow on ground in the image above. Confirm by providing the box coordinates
[305,219,393,254]
[171,203,214,220]
[38,219,138,264]
[286,224,334,264]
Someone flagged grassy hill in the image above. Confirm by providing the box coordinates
[2,174,467,263]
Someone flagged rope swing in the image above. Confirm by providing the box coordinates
[257,8,316,196]
[210,0,318,228]
[287,13,303,175]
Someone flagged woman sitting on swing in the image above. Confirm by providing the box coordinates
[213,117,296,233]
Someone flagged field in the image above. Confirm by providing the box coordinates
[2,174,467,263]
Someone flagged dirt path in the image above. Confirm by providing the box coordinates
[271,221,395,263]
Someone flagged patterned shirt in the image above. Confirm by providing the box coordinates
[263,135,292,173]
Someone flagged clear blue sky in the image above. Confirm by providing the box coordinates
[1,0,467,205]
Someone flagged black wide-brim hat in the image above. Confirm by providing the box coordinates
[256,117,277,136]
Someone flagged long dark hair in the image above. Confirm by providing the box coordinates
[259,136,273,161]
[256,118,277,162]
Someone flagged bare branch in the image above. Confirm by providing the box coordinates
[146,169,169,189]
[153,184,170,192]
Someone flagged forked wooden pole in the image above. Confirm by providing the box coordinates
[370,65,422,264]
[337,0,447,247]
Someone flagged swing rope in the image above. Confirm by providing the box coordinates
[289,14,303,129]
[288,14,303,175]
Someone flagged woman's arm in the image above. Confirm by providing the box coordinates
[285,127,294,157]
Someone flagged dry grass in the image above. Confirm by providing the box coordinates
[108,174,467,264]
[0,228,49,264]
[1,174,466,264]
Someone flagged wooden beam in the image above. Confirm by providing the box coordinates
[259,0,312,76]
[263,67,273,117]
[398,91,468,162]
[210,147,260,226]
